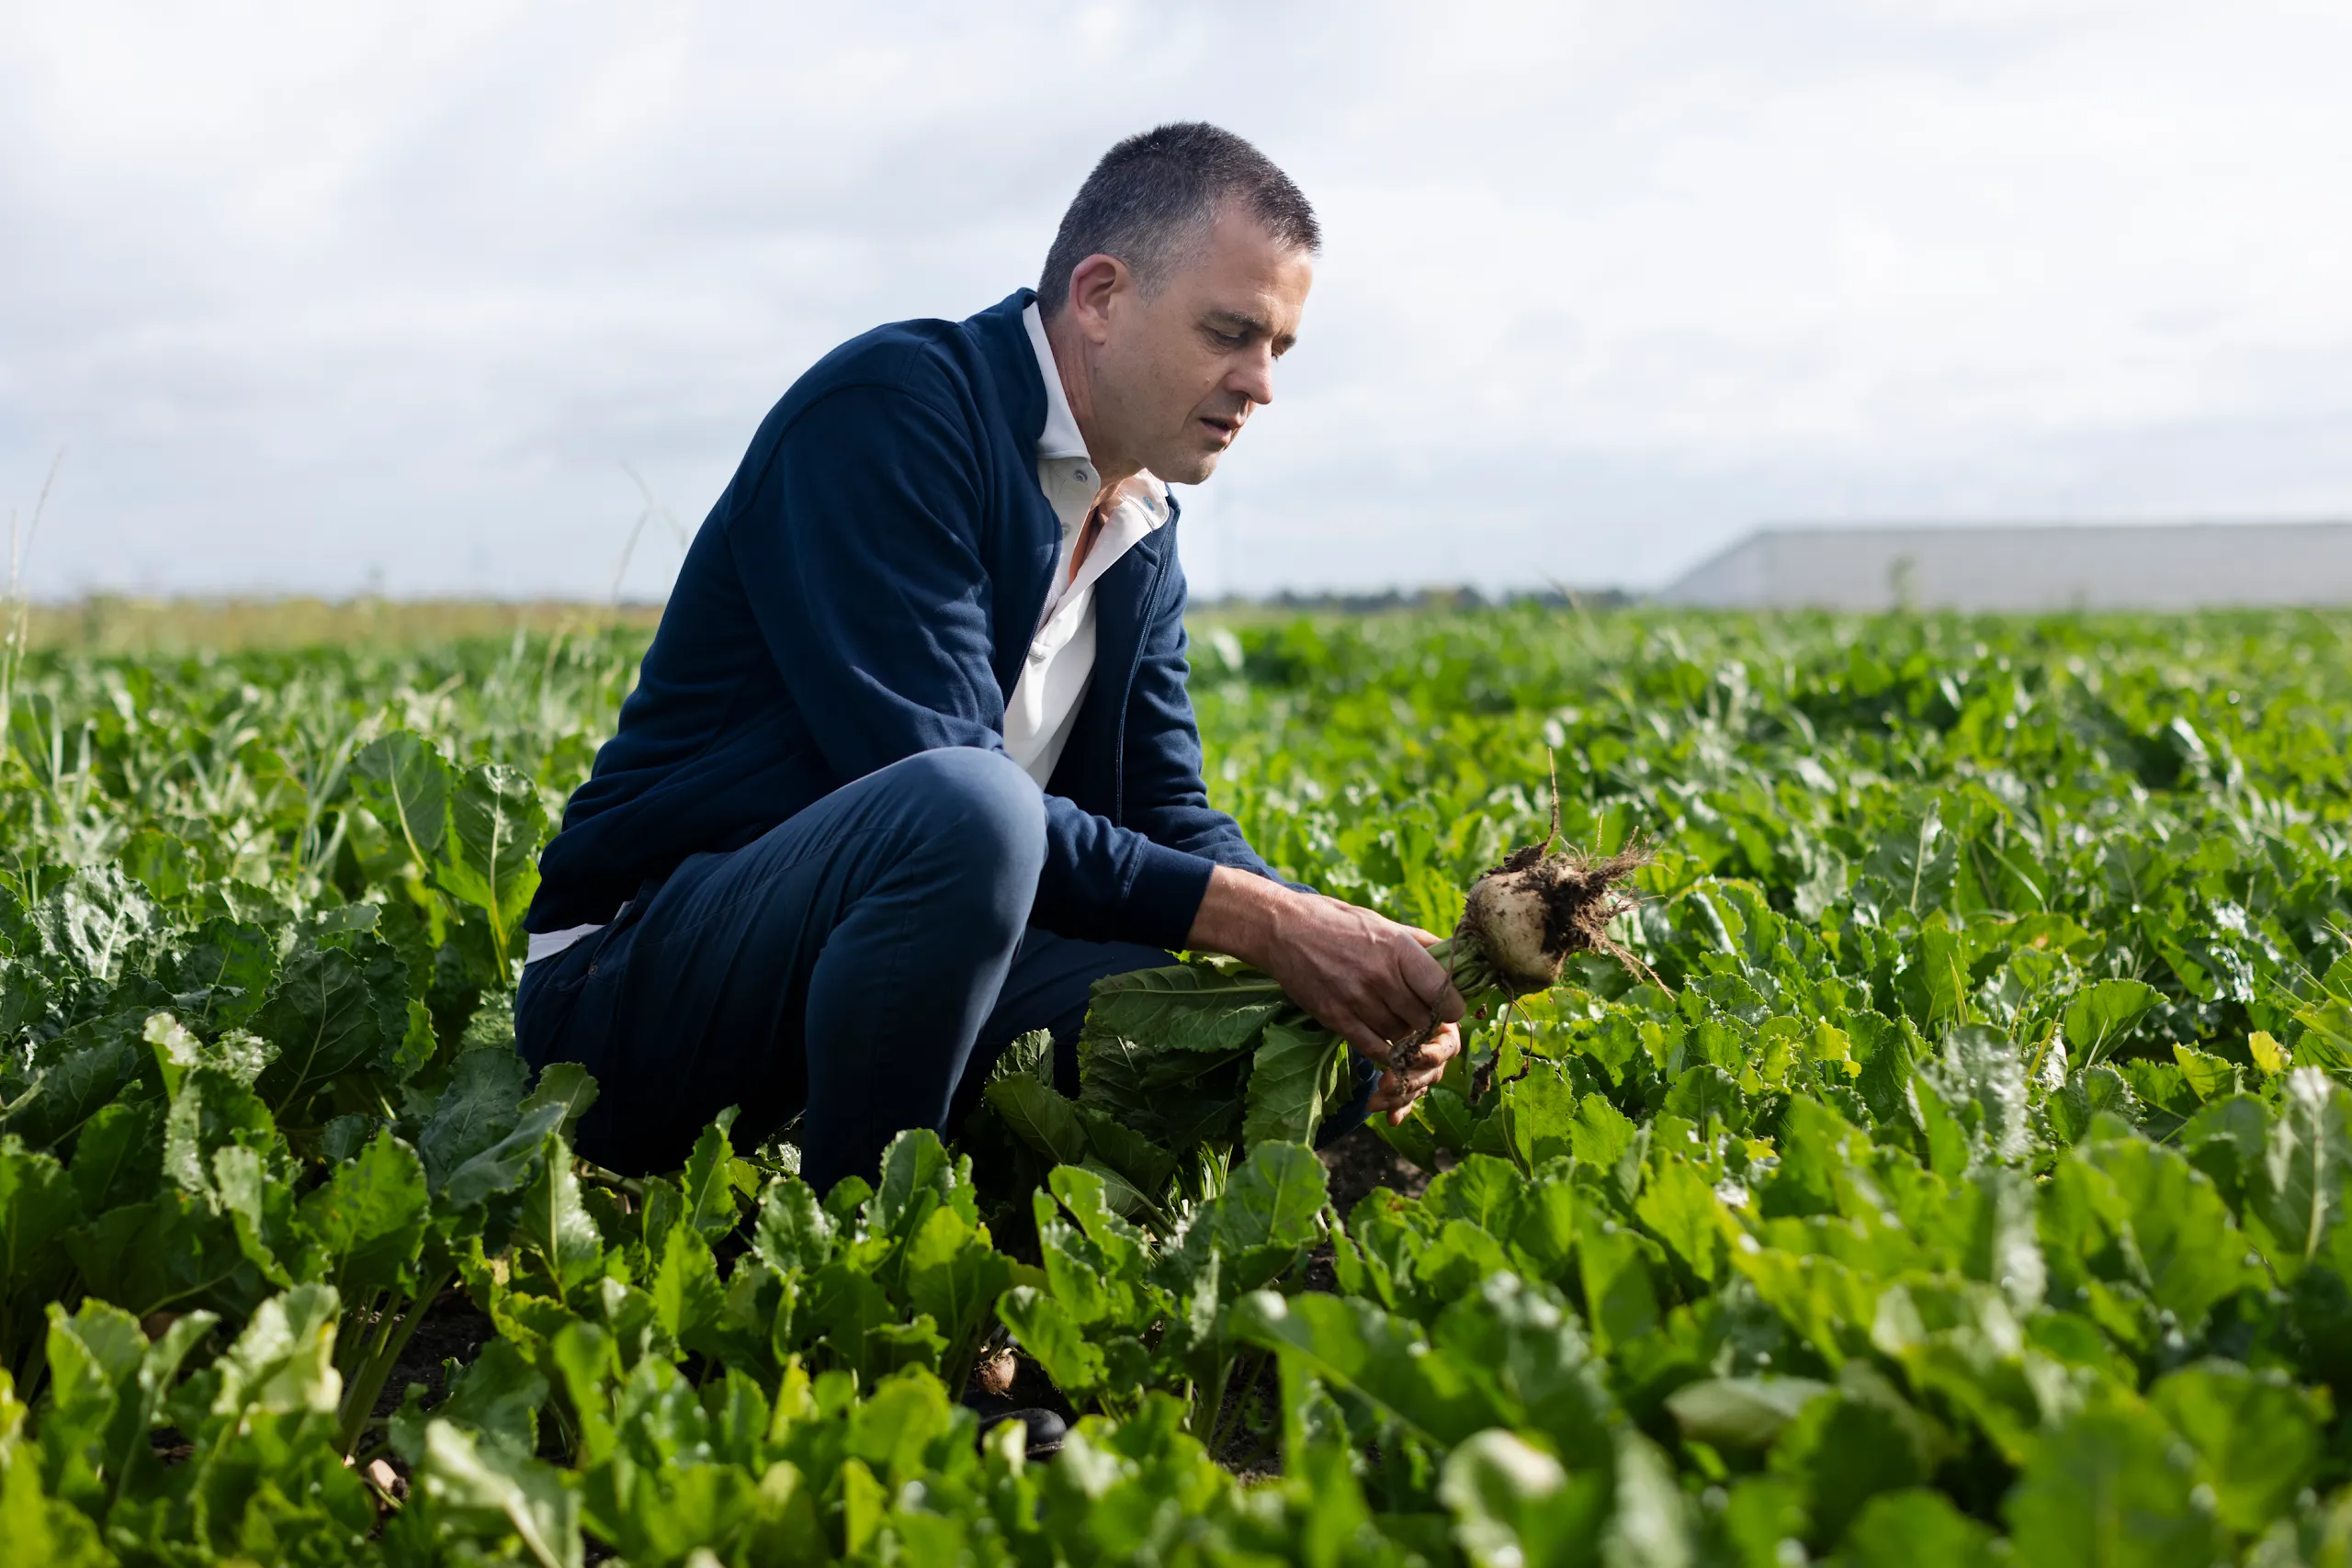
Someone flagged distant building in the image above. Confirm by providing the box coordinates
[1658,522,2352,612]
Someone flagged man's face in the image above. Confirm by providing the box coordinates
[1086,204,1314,486]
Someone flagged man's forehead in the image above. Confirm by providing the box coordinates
[1183,229,1310,327]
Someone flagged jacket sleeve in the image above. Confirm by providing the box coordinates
[726,381,1218,949]
[1117,546,1314,893]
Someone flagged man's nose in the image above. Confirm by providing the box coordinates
[1228,345,1277,407]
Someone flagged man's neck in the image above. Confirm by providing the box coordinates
[1040,306,1141,506]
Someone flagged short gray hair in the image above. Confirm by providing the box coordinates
[1038,123,1320,318]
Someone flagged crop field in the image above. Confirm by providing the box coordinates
[6,604,2352,1566]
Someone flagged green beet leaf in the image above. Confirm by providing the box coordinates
[418,1046,531,1191]
[1,1140,81,1379]
[1430,1273,1616,1469]
[1666,1375,1832,1452]
[514,1134,606,1302]
[1767,1363,1942,1547]
[873,1127,976,1242]
[1082,961,1294,1056]
[0,1027,141,1155]
[2082,1136,2258,1337]
[2245,1067,2352,1279]
[678,1106,747,1242]
[984,1074,1089,1167]
[390,1337,545,1466]
[1439,1428,1612,1568]
[901,1204,1012,1381]
[62,1099,160,1215]
[2063,979,2162,1068]
[1241,1019,1350,1149]
[28,867,166,987]
[2150,1359,2323,1535]
[252,929,413,1117]
[2005,1402,2222,1568]
[999,1285,1109,1396]
[650,1223,727,1358]
[433,761,548,975]
[752,1175,836,1278]
[519,1060,600,1142]
[157,918,279,1035]
[349,730,455,870]
[1834,1488,1997,1568]
[410,1416,582,1568]
[1233,1290,1494,1446]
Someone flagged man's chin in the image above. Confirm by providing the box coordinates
[1162,451,1222,486]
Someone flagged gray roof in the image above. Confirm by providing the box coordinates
[1657,522,2352,611]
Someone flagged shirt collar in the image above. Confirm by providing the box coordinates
[1022,301,1091,461]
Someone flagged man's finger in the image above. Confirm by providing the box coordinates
[1396,942,1465,1021]
[1336,1016,1396,1068]
[1350,987,1419,1048]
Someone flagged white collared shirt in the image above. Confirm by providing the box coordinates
[1001,301,1170,788]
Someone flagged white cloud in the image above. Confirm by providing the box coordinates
[2,0,2346,598]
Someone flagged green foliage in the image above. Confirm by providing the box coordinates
[17,609,2352,1561]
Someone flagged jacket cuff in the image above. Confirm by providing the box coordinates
[1124,840,1219,951]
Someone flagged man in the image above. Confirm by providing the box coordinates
[517,123,1463,1196]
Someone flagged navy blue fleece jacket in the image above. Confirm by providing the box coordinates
[525,288,1280,949]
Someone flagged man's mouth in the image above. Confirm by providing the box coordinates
[1200,416,1239,445]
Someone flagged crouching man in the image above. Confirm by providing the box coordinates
[516,122,1463,1199]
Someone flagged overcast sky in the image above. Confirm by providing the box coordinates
[4,1,2348,599]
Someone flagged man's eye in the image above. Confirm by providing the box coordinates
[1215,331,1247,347]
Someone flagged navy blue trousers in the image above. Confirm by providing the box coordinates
[516,747,1374,1194]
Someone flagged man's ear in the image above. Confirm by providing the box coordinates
[1063,253,1129,344]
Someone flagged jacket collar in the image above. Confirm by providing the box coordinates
[969,289,1048,454]
[1021,302,1090,461]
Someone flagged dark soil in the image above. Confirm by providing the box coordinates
[1209,1350,1285,1481]
[1299,1123,1440,1300]
[1317,1122,1431,1219]
[372,1287,496,1422]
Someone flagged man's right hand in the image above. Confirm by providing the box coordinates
[1185,865,1465,1090]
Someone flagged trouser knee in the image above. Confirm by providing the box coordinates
[888,748,1046,930]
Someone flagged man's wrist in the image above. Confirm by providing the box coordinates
[1185,863,1292,965]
